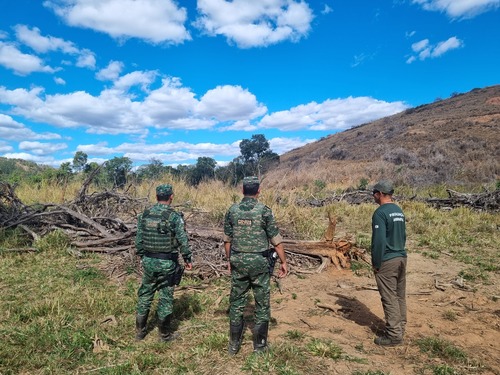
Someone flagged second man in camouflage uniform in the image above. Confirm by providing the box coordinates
[223,176,288,355]
[135,184,193,342]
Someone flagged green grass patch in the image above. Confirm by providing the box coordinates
[415,337,468,363]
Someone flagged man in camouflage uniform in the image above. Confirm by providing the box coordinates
[223,176,288,355]
[135,184,193,342]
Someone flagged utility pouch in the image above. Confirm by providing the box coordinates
[262,248,278,275]
[171,263,185,286]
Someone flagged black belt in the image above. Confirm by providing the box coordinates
[231,249,270,257]
[144,252,179,261]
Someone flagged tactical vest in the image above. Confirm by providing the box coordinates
[230,201,269,253]
[141,207,178,253]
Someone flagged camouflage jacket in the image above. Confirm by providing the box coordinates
[223,197,283,253]
[135,203,192,262]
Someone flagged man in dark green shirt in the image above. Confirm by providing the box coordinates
[371,180,407,346]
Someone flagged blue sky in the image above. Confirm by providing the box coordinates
[0,0,499,169]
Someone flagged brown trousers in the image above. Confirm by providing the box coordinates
[375,256,407,339]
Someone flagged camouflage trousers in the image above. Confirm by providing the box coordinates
[229,252,270,325]
[136,257,176,320]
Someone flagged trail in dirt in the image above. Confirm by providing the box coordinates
[268,252,500,375]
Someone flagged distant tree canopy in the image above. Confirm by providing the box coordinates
[0,134,279,188]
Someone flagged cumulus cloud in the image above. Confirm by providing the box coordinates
[0,142,13,153]
[407,36,463,63]
[77,139,241,163]
[96,61,124,81]
[194,0,314,48]
[0,113,61,141]
[197,85,267,121]
[0,41,56,75]
[0,74,270,136]
[269,136,315,154]
[258,97,408,131]
[14,25,96,69]
[1,152,64,166]
[412,0,500,19]
[19,140,67,155]
[44,0,191,44]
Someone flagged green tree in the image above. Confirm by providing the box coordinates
[239,134,279,178]
[57,162,73,184]
[104,156,132,188]
[136,158,165,181]
[72,151,88,173]
[188,157,217,186]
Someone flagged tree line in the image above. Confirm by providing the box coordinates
[0,134,279,188]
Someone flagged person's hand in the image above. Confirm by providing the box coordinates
[278,263,288,278]
[185,262,193,271]
[227,261,231,273]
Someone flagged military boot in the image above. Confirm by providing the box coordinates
[135,312,149,341]
[158,315,176,342]
[252,322,269,353]
[228,321,244,355]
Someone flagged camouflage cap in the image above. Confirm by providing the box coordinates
[373,180,394,194]
[242,176,260,187]
[156,184,173,195]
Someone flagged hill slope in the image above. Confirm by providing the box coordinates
[268,85,500,188]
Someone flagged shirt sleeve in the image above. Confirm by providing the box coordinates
[223,209,233,243]
[263,206,283,246]
[371,210,387,269]
[135,213,144,257]
[172,212,192,263]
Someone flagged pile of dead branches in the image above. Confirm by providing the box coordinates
[1,180,369,280]
[1,181,148,253]
[295,188,500,211]
[425,189,500,211]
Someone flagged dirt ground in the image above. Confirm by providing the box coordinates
[259,251,500,374]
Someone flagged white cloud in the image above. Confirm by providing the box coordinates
[407,36,463,63]
[14,25,96,69]
[269,136,315,154]
[0,142,13,153]
[77,139,241,163]
[75,49,96,68]
[14,24,79,54]
[194,0,314,48]
[44,0,191,44]
[19,141,67,155]
[54,77,66,85]
[258,97,408,131]
[0,113,61,141]
[197,85,267,121]
[96,61,124,81]
[1,152,62,165]
[411,39,429,52]
[412,0,500,19]
[432,36,463,57]
[219,119,259,131]
[321,4,333,15]
[0,41,56,75]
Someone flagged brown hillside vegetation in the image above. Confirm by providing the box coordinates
[266,85,500,188]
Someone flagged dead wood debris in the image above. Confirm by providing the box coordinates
[295,188,500,211]
[1,181,369,280]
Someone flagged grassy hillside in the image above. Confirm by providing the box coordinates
[267,85,500,188]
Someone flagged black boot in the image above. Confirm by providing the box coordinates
[228,321,244,355]
[253,322,269,353]
[158,315,176,342]
[135,312,149,341]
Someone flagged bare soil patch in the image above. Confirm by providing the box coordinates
[267,251,499,374]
